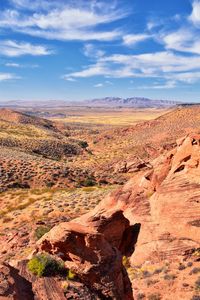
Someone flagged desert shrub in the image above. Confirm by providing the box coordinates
[153,268,163,274]
[142,270,152,278]
[122,256,131,268]
[178,263,186,270]
[148,293,161,300]
[163,274,177,280]
[137,293,145,300]
[195,277,200,291]
[187,262,193,267]
[78,140,88,149]
[66,269,76,280]
[191,295,200,300]
[34,225,51,240]
[190,268,200,275]
[46,181,54,188]
[194,249,200,258]
[146,279,159,287]
[27,254,64,277]
[82,179,95,187]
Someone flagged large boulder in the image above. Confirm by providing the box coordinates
[35,210,135,300]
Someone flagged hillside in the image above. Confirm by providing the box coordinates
[0,109,94,191]
[0,108,57,130]
[2,106,200,191]
[0,133,200,299]
[70,105,200,183]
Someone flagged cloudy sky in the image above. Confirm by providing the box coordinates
[0,0,200,102]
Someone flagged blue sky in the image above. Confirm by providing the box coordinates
[0,0,200,102]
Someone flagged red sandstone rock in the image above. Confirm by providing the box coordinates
[94,134,200,265]
[5,133,200,299]
[35,210,134,300]
[0,263,34,300]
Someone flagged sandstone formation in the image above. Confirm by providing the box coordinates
[95,133,200,265]
[27,133,200,299]
[1,132,200,299]
[0,263,34,300]
[35,210,135,300]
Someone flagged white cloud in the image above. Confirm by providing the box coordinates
[105,80,113,85]
[0,2,127,41]
[63,50,200,87]
[83,44,105,58]
[159,28,200,54]
[63,77,76,82]
[5,62,21,67]
[0,40,53,57]
[150,80,177,89]
[189,0,200,27]
[131,80,177,90]
[123,34,151,46]
[63,62,108,80]
[5,62,39,68]
[0,72,19,81]
[168,71,200,83]
[94,83,103,87]
[9,0,60,11]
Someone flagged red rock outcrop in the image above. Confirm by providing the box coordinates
[93,133,200,265]
[0,263,34,300]
[35,210,134,300]
[7,133,200,299]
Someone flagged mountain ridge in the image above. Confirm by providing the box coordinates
[0,97,182,108]
[85,97,181,108]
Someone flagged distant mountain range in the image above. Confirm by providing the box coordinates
[85,97,181,108]
[0,97,183,108]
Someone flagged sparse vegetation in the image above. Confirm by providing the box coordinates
[190,268,200,275]
[195,277,200,291]
[191,295,200,300]
[78,140,88,149]
[2,106,200,300]
[148,293,161,300]
[178,263,186,270]
[80,178,96,187]
[163,274,177,280]
[66,269,76,280]
[27,254,64,277]
[34,225,51,240]
[137,293,146,300]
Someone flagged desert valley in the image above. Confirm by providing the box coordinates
[0,101,200,300]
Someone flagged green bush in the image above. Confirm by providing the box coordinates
[46,181,54,188]
[66,269,76,280]
[34,226,51,240]
[78,140,88,149]
[27,254,64,277]
[82,179,95,187]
